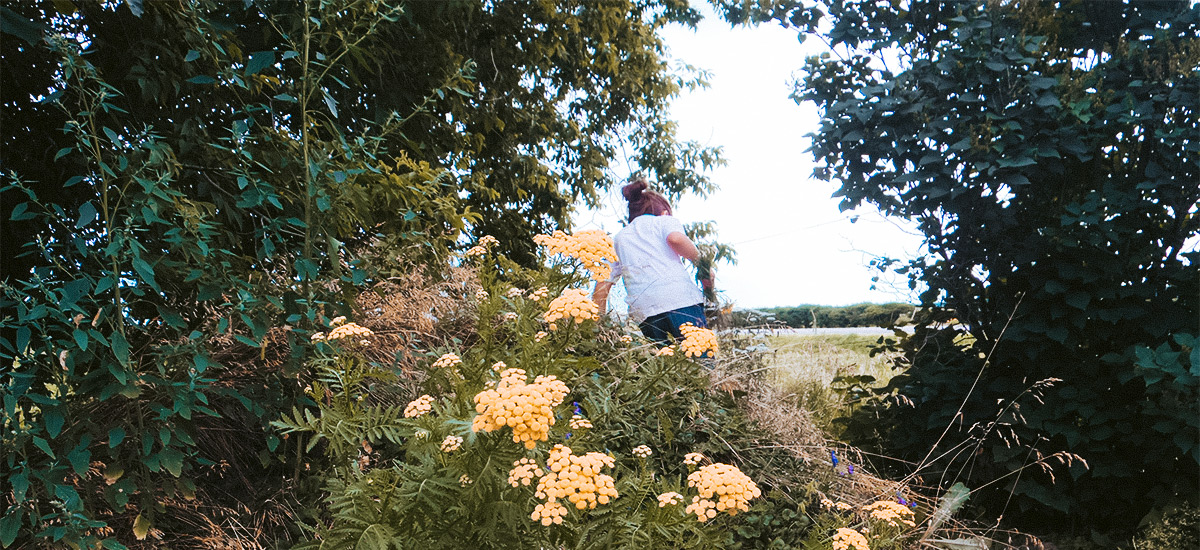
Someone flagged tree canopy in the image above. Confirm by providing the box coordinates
[793,0,1198,532]
[0,0,732,545]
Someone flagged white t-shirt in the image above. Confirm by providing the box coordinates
[608,215,703,322]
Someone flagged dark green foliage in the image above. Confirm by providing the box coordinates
[789,0,1199,536]
[0,1,465,545]
[0,1,732,546]
[734,303,915,328]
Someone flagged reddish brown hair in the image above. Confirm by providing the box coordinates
[622,176,671,221]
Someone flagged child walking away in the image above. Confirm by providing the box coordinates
[592,174,714,345]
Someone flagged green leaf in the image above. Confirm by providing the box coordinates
[33,436,55,458]
[245,50,275,75]
[102,126,120,145]
[132,513,151,540]
[186,75,215,85]
[73,329,89,351]
[1064,291,1090,310]
[155,304,185,328]
[76,201,97,228]
[45,408,65,438]
[0,507,25,548]
[131,257,159,291]
[9,202,34,221]
[1035,94,1061,108]
[184,49,200,62]
[0,5,45,45]
[109,426,125,448]
[925,482,970,537]
[68,446,91,476]
[323,90,339,118]
[111,331,130,366]
[10,471,28,504]
[160,447,184,477]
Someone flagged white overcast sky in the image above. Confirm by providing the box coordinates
[575,7,925,309]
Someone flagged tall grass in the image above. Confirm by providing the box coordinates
[763,333,901,434]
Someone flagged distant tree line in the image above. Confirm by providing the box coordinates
[732,303,915,328]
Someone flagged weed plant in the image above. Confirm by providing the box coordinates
[763,334,900,435]
[267,242,941,550]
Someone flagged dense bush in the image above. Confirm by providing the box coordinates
[789,0,1199,538]
[733,303,915,329]
[0,1,729,546]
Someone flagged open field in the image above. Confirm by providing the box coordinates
[760,333,902,432]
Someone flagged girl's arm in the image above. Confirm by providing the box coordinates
[592,280,614,310]
[666,231,699,262]
[668,231,714,291]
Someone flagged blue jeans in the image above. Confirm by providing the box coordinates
[639,303,707,345]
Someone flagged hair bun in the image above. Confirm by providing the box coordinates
[622,177,648,201]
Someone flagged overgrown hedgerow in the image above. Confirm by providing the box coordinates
[272,237,931,550]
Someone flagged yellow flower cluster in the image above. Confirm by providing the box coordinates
[329,322,373,342]
[531,501,568,526]
[432,353,461,369]
[508,458,544,487]
[821,497,855,511]
[832,527,870,550]
[632,445,653,458]
[528,286,549,301]
[619,334,633,344]
[535,444,618,513]
[440,435,463,453]
[543,288,599,328]
[862,500,917,528]
[656,346,675,357]
[500,312,518,322]
[472,368,569,449]
[678,323,718,357]
[459,474,473,487]
[491,361,506,372]
[506,287,525,298]
[475,289,489,300]
[534,331,548,342]
[569,415,592,429]
[463,235,499,257]
[312,321,374,343]
[533,230,616,282]
[684,452,705,466]
[657,492,684,507]
[684,463,761,521]
[404,395,434,418]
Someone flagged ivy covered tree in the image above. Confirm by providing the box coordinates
[793,0,1198,536]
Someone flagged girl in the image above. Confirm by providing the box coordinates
[593,175,713,343]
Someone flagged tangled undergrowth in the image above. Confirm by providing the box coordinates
[78,232,999,549]
[256,233,999,550]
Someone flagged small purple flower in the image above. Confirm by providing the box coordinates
[847,464,854,475]
[564,432,572,440]
[830,450,838,467]
[573,401,583,415]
